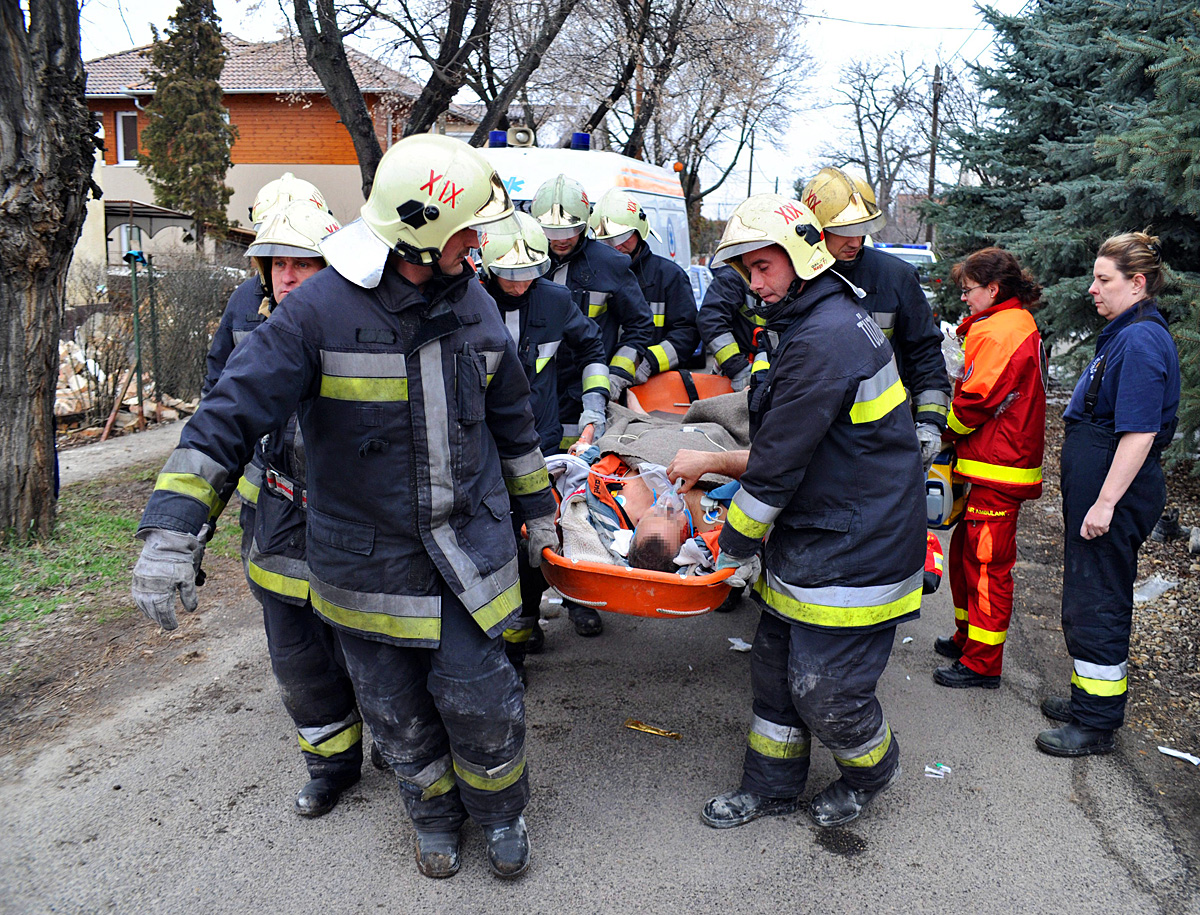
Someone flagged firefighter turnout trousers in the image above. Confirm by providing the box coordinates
[261,592,363,781]
[340,581,528,831]
[948,485,1021,677]
[1061,421,1165,730]
[741,611,899,799]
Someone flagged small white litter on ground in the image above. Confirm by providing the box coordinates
[1134,574,1178,604]
[1158,746,1200,766]
[728,637,752,652]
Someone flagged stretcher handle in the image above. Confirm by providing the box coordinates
[558,595,607,607]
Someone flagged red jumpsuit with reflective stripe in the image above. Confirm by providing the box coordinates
[943,299,1045,676]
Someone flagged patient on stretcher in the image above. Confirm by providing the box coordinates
[547,451,728,576]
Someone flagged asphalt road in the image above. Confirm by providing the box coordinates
[2,555,1197,914]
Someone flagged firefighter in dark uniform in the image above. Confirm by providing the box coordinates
[589,187,699,384]
[132,135,558,880]
[1037,232,1179,757]
[696,194,925,830]
[479,213,611,680]
[202,174,334,567]
[697,264,762,390]
[531,173,655,636]
[800,167,951,470]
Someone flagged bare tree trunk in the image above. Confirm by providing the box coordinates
[468,0,582,145]
[293,0,382,198]
[0,0,98,538]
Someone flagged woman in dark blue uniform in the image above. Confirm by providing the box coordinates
[1037,233,1179,757]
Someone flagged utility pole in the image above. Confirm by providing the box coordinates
[746,129,755,198]
[926,65,942,244]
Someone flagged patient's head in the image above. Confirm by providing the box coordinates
[628,513,685,573]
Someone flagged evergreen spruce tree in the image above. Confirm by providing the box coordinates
[927,0,1200,354]
[1097,14,1200,453]
[138,0,236,250]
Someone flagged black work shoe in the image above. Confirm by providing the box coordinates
[700,789,801,829]
[1040,696,1072,723]
[1150,507,1188,543]
[1035,724,1116,758]
[370,742,389,772]
[808,766,901,829]
[526,623,545,654]
[481,816,530,878]
[933,636,963,660]
[714,585,745,613]
[933,660,1001,690]
[568,603,604,637]
[294,773,360,818]
[414,828,462,878]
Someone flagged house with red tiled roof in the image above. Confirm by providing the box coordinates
[81,34,479,262]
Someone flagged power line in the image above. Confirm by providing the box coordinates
[805,13,978,30]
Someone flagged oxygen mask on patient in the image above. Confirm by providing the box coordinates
[628,468,691,573]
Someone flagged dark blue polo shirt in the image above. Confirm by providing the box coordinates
[1064,301,1180,448]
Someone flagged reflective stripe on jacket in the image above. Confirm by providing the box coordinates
[944,298,1045,500]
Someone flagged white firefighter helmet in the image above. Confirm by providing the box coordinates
[588,187,661,247]
[530,174,590,240]
[250,173,331,229]
[710,193,834,284]
[321,134,515,288]
[246,199,341,296]
[799,167,887,237]
[480,212,553,281]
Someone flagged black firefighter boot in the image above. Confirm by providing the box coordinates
[294,770,361,818]
[481,816,531,878]
[1035,723,1116,757]
[808,766,902,828]
[567,601,604,636]
[414,828,462,879]
[700,789,801,828]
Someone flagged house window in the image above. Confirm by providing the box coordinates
[115,111,139,164]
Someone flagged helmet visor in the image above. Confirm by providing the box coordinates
[247,242,323,259]
[469,172,516,226]
[595,228,637,248]
[541,223,587,241]
[825,211,887,237]
[489,260,552,281]
[710,239,772,269]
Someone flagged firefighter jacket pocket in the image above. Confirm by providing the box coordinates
[456,351,487,424]
[481,480,512,522]
[779,508,854,533]
[308,506,375,556]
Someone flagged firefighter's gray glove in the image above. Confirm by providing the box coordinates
[132,528,201,631]
[731,365,752,392]
[916,423,942,475]
[716,549,762,590]
[525,514,559,570]
[634,358,654,385]
[609,372,632,403]
[579,391,608,441]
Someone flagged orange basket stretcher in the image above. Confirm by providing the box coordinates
[625,370,733,417]
[539,548,734,618]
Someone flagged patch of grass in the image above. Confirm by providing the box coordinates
[0,480,241,634]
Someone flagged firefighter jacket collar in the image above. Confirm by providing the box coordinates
[955,296,1025,339]
[765,270,855,329]
[375,260,474,316]
[486,276,532,312]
